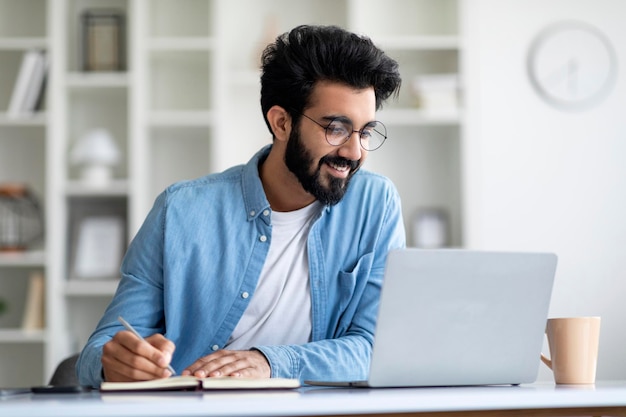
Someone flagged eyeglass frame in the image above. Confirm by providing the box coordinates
[295,111,388,151]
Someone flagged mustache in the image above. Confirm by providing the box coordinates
[320,155,360,171]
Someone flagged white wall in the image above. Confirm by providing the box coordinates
[463,0,626,380]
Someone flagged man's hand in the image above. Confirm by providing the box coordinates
[102,331,176,382]
[182,350,270,378]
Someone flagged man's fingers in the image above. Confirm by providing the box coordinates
[183,350,234,376]
[102,349,170,381]
[115,331,174,369]
[102,331,175,382]
[183,350,270,378]
[145,333,175,368]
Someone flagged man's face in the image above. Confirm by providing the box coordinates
[284,82,376,205]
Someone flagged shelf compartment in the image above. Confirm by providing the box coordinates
[365,125,462,247]
[0,268,45,332]
[383,49,460,110]
[0,50,31,110]
[352,0,458,37]
[66,196,128,281]
[149,0,213,38]
[0,343,44,387]
[66,0,130,72]
[0,0,47,39]
[67,88,129,182]
[149,50,212,112]
[0,126,47,202]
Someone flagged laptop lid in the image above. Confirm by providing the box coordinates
[365,248,557,387]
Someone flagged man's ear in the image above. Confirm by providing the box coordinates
[266,106,292,142]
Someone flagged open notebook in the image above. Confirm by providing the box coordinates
[306,248,557,387]
[100,376,300,392]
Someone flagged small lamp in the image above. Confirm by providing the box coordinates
[70,128,121,186]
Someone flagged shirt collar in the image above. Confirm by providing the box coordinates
[242,145,272,223]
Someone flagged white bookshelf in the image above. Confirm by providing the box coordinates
[0,0,465,386]
[0,0,50,389]
[65,72,130,88]
[0,38,48,50]
[0,113,48,126]
[65,279,119,296]
[0,329,47,344]
[0,250,46,267]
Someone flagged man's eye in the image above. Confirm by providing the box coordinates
[327,123,348,135]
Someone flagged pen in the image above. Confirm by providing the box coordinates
[117,315,176,375]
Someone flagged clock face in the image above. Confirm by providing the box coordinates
[527,21,618,110]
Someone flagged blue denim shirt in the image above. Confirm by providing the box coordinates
[77,145,405,386]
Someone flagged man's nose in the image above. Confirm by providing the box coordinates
[338,131,364,161]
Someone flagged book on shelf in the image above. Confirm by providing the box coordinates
[21,271,45,330]
[100,375,300,392]
[7,50,48,118]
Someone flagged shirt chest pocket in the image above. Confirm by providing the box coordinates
[333,252,375,336]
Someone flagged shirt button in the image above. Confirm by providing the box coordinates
[241,291,249,299]
[263,209,270,216]
[211,345,219,351]
[249,210,256,217]
[259,235,267,242]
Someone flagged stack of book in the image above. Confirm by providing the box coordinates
[7,50,48,118]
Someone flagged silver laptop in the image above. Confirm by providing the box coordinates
[306,248,557,387]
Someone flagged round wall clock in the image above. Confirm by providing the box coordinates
[527,21,618,111]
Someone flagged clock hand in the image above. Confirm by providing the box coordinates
[567,58,578,98]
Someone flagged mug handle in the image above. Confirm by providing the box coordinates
[540,353,552,369]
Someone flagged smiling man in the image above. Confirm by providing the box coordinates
[77,25,405,387]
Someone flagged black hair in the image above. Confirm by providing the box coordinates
[260,25,401,135]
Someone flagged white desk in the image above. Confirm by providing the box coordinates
[1,381,626,417]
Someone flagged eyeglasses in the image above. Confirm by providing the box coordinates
[298,112,387,151]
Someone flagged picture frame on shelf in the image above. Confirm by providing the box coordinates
[72,216,124,280]
[81,9,126,72]
[68,198,127,281]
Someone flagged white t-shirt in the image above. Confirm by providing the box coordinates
[225,202,322,350]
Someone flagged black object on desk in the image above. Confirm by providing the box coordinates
[31,385,92,394]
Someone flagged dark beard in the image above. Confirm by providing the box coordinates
[284,128,360,206]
